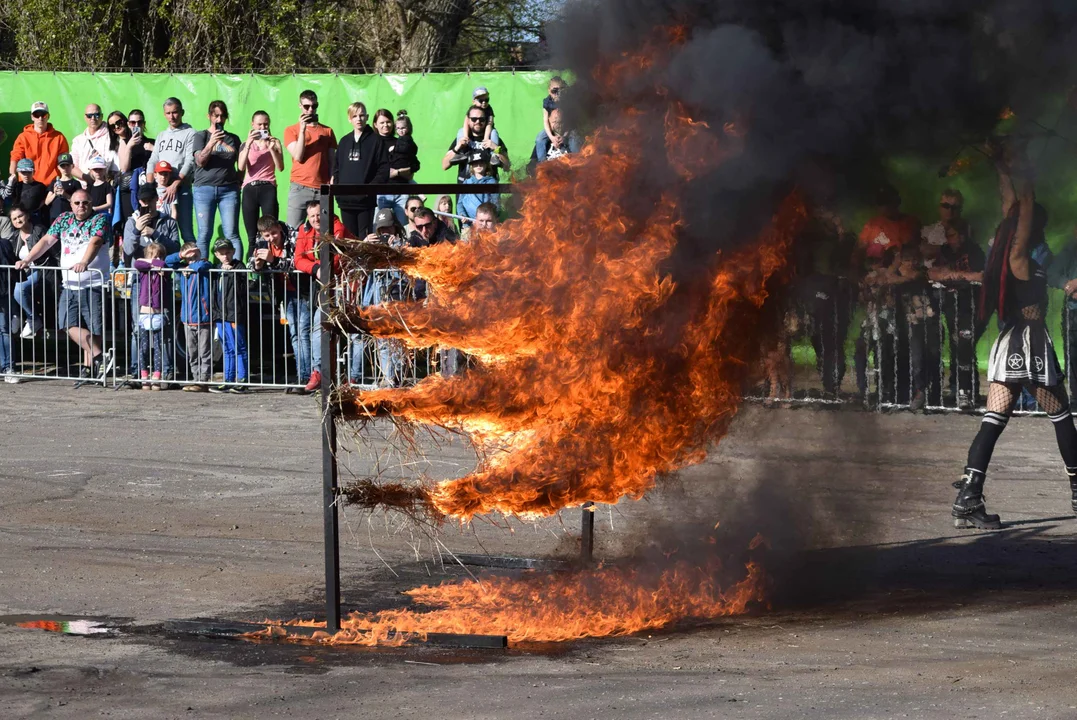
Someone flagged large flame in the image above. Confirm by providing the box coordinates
[254,550,766,646]
[334,100,806,521]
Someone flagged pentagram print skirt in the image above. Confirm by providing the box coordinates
[988,319,1063,386]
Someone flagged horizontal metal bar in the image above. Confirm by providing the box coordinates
[320,183,515,197]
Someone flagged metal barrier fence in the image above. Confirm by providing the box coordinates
[0,264,449,391]
[748,277,1036,413]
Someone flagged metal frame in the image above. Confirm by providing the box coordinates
[317,181,599,634]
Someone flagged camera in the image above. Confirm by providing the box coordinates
[377,233,390,243]
[259,129,269,140]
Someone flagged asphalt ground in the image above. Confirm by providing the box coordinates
[2,381,1077,719]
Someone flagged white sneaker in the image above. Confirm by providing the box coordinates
[4,374,22,384]
[19,322,35,339]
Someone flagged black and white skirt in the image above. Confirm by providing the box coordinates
[987,319,1063,386]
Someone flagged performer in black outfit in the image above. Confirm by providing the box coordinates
[953,140,1077,529]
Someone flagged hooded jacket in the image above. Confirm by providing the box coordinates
[10,123,70,185]
[165,252,212,323]
[332,127,389,210]
[147,124,197,184]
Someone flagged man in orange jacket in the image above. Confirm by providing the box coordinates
[9,102,70,186]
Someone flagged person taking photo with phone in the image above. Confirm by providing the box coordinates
[191,100,242,260]
[238,110,284,253]
[284,89,337,228]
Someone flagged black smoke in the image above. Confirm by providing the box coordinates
[547,0,1077,254]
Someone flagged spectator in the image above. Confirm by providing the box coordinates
[403,195,425,235]
[295,200,354,392]
[165,243,212,392]
[9,102,69,186]
[378,109,421,227]
[536,76,565,160]
[284,89,337,228]
[410,207,458,248]
[443,108,509,182]
[458,150,499,226]
[131,242,167,391]
[334,101,389,237]
[472,202,500,236]
[192,100,242,260]
[360,207,425,387]
[930,218,985,408]
[0,205,49,340]
[921,189,967,247]
[147,97,197,247]
[15,189,113,385]
[114,110,154,227]
[856,185,920,267]
[85,157,114,217]
[45,153,82,221]
[126,110,155,152]
[210,239,249,393]
[122,183,181,385]
[248,216,302,389]
[538,109,583,162]
[238,111,284,254]
[2,159,48,223]
[434,195,459,234]
[459,86,496,148]
[0,226,14,383]
[71,104,119,179]
[152,162,178,219]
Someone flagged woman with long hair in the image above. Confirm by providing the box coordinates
[952,139,1077,529]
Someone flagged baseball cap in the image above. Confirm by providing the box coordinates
[57,153,73,166]
[137,183,159,203]
[467,149,491,165]
[30,101,48,115]
[472,86,490,99]
[373,208,396,230]
[87,156,108,170]
[154,160,173,174]
[16,159,34,173]
[213,239,235,252]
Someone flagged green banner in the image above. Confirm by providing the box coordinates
[0,70,553,233]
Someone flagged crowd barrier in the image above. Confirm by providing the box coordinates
[0,264,445,391]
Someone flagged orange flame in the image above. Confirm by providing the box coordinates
[253,556,766,646]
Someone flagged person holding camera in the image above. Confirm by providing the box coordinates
[191,100,242,260]
[333,101,390,237]
[238,110,284,254]
[284,89,337,228]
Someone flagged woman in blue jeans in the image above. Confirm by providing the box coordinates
[1,205,49,338]
[191,101,242,260]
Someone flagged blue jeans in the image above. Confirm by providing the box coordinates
[536,131,582,161]
[377,194,410,228]
[137,312,167,374]
[216,321,248,382]
[0,302,10,372]
[312,306,323,371]
[13,269,45,331]
[176,184,195,247]
[284,294,312,382]
[193,184,241,259]
[377,338,404,387]
[348,334,369,383]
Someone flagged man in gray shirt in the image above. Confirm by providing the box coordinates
[146,97,196,247]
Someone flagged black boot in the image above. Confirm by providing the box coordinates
[952,468,1002,530]
[1067,468,1077,515]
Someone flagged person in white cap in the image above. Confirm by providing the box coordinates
[70,103,119,179]
[9,101,69,186]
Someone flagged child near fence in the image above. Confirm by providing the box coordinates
[132,242,167,390]
[210,239,249,393]
[165,242,212,392]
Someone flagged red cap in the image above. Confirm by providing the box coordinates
[154,160,173,174]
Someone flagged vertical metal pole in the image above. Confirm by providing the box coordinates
[319,188,341,633]
[581,501,595,562]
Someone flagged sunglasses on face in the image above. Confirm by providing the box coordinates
[302,103,319,111]
[406,206,422,213]
[129,119,144,125]
[85,113,102,119]
[940,202,961,210]
[32,111,47,118]
[469,116,487,123]
[71,201,91,206]
[414,222,433,231]
[550,88,561,94]
[475,97,489,103]
[110,120,126,128]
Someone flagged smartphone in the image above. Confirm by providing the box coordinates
[214,122,223,132]
[309,113,319,125]
[132,126,143,141]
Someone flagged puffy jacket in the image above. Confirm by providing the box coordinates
[294,216,352,278]
[165,253,212,323]
[10,124,70,185]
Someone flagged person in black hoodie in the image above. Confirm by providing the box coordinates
[333,101,390,238]
[210,238,249,393]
